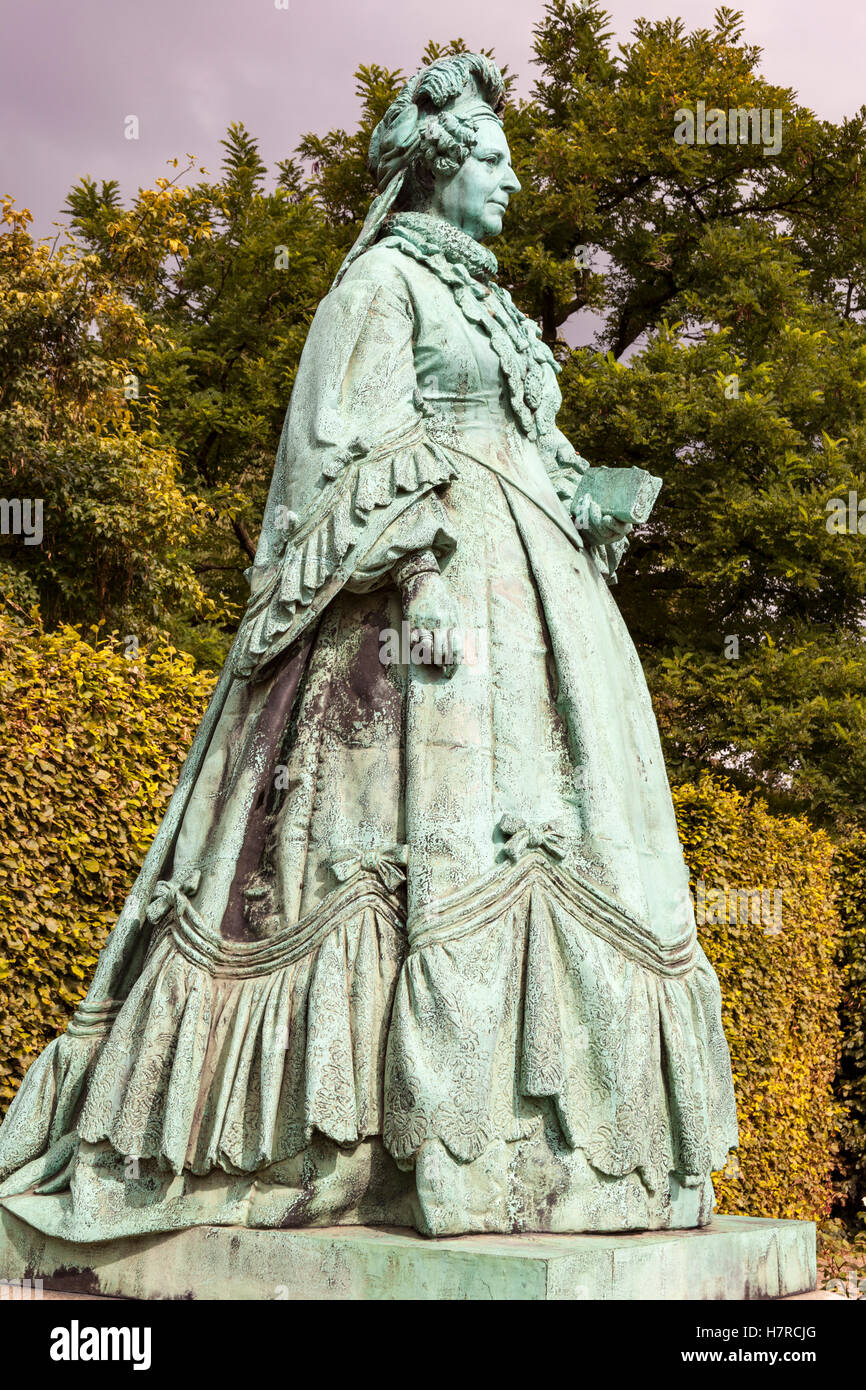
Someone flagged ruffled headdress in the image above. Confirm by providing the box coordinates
[332,52,507,287]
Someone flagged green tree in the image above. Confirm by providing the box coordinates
[63,133,337,662]
[0,197,207,642]
[495,4,866,831]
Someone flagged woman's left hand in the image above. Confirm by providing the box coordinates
[574,498,633,546]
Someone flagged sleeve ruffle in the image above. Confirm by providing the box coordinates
[235,431,458,677]
[586,536,630,586]
[346,489,457,592]
[544,430,591,503]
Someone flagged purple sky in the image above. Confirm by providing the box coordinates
[2,0,865,239]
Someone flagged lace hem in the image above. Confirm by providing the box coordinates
[1,865,737,1195]
[74,898,406,1176]
[0,1031,105,1182]
[385,868,738,1186]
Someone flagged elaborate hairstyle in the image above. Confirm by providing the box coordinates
[333,52,507,287]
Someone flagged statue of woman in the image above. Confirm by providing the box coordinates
[0,52,737,1240]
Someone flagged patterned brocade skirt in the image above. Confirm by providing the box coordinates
[0,450,737,1239]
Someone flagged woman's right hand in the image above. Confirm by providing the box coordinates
[401,568,463,676]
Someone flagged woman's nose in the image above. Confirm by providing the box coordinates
[502,167,521,195]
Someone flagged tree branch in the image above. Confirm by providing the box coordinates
[231,518,256,561]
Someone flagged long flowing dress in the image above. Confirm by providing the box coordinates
[0,211,738,1239]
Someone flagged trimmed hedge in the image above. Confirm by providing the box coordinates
[673,777,844,1221]
[0,610,213,1109]
[833,827,866,1217]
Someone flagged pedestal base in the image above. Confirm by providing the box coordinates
[0,1210,815,1301]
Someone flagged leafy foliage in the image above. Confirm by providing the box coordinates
[62,139,338,662]
[0,198,208,642]
[0,610,213,1110]
[494,5,866,832]
[675,777,844,1219]
[833,829,866,1217]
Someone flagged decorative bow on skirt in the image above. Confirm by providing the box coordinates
[498,814,567,862]
[329,845,409,892]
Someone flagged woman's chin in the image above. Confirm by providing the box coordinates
[481,212,504,237]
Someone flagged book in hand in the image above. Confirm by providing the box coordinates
[570,465,662,527]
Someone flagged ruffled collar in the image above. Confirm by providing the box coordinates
[380,210,560,442]
[385,211,498,282]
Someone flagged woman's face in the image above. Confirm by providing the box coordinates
[427,121,521,241]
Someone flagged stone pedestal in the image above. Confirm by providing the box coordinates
[0,1210,815,1300]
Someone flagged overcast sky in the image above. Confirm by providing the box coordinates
[2,0,865,239]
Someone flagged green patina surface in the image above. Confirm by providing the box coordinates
[0,1211,815,1301]
[0,51,743,1252]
